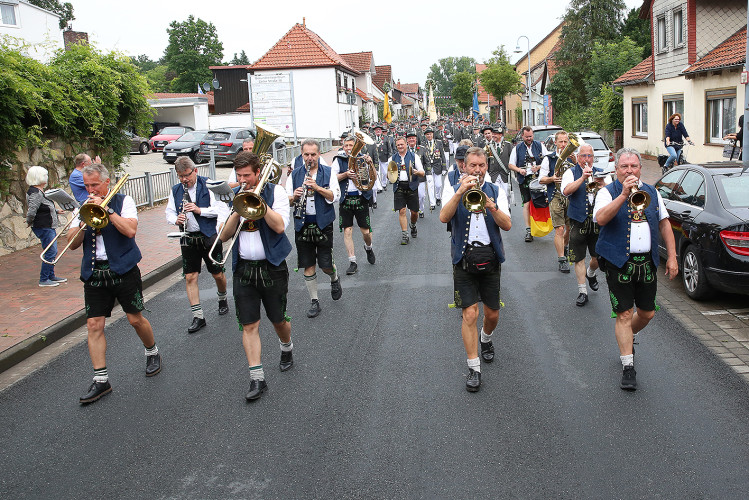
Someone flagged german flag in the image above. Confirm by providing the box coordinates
[529,202,553,237]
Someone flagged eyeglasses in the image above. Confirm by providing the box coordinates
[578,154,594,158]
[177,170,196,179]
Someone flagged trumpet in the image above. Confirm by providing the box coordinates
[40,174,129,265]
[461,174,487,213]
[628,185,651,212]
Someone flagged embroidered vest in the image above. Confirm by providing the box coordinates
[449,181,506,266]
[391,150,419,192]
[172,176,216,237]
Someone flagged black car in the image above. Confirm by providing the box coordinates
[162,130,208,164]
[197,128,256,164]
[654,163,749,299]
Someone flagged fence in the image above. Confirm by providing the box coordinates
[117,138,334,208]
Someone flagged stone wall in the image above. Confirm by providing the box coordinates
[0,139,97,257]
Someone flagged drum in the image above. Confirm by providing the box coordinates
[529,178,545,194]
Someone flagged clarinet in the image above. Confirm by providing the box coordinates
[178,187,190,233]
[293,162,312,220]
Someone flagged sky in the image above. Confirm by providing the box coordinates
[65,0,646,85]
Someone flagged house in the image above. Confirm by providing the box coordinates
[340,51,379,125]
[373,64,402,120]
[395,82,424,118]
[247,20,361,139]
[209,64,252,115]
[0,0,63,60]
[147,93,212,133]
[614,0,746,163]
[506,22,564,131]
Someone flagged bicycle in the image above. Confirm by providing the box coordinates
[658,140,693,174]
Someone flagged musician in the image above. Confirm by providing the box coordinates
[406,132,431,217]
[67,163,161,405]
[286,139,342,318]
[423,128,446,206]
[373,124,392,192]
[509,126,549,242]
[434,122,450,167]
[470,125,484,148]
[446,145,469,187]
[165,157,229,333]
[219,152,293,401]
[561,144,606,306]
[418,122,428,146]
[439,147,511,392]
[539,131,572,273]
[593,148,678,391]
[334,136,376,275]
[392,136,425,244]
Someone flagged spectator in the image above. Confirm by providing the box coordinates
[70,153,101,205]
[26,166,66,287]
[664,113,693,168]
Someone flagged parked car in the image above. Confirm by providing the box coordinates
[654,162,749,299]
[511,125,563,147]
[574,131,615,174]
[162,130,208,164]
[125,131,151,154]
[150,126,194,152]
[197,128,256,163]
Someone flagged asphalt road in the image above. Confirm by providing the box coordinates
[2,184,749,499]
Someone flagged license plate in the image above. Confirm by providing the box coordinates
[206,145,217,149]
[166,153,176,156]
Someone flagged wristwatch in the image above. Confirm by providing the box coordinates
[107,207,114,215]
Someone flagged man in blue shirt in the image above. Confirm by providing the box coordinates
[69,153,100,205]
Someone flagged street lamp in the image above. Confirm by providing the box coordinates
[515,35,532,126]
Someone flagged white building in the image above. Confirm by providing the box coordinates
[341,51,379,125]
[147,93,212,131]
[0,0,63,61]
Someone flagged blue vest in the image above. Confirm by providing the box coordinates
[449,180,506,266]
[291,164,336,231]
[230,183,292,270]
[595,180,661,268]
[567,164,604,223]
[80,193,142,281]
[391,151,419,192]
[172,176,217,237]
[515,140,543,185]
[447,166,461,186]
[293,155,304,171]
[337,157,373,203]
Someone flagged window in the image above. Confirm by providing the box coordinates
[673,8,684,47]
[633,97,648,136]
[673,171,706,208]
[1,3,18,26]
[663,94,684,127]
[706,89,736,144]
[657,15,667,52]
[656,169,685,200]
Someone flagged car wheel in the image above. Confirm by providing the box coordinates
[682,244,712,300]
[139,142,150,154]
[190,151,202,164]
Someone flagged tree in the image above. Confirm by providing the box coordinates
[586,37,643,100]
[427,56,476,114]
[451,72,475,112]
[130,54,158,73]
[621,7,652,59]
[163,16,223,93]
[478,46,522,117]
[27,0,74,29]
[230,50,250,65]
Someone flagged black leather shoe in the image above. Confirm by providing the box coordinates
[620,365,637,390]
[280,350,293,372]
[307,299,321,318]
[466,369,481,392]
[146,353,161,377]
[218,299,229,315]
[524,229,533,242]
[436,199,441,206]
[587,273,599,291]
[187,317,206,333]
[576,293,588,307]
[372,202,377,209]
[245,379,268,401]
[331,278,342,300]
[79,380,112,404]
[365,245,375,264]
[480,341,494,363]
[346,262,358,275]
[411,225,417,238]
[419,211,424,218]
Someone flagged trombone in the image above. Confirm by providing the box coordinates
[40,174,129,264]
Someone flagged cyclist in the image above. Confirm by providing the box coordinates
[664,113,694,169]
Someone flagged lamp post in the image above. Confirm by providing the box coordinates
[515,36,532,126]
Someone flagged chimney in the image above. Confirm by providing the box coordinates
[63,29,89,50]
[302,17,306,28]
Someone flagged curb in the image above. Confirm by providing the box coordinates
[0,256,182,375]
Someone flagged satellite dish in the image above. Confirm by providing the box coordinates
[212,78,220,89]
[202,83,210,92]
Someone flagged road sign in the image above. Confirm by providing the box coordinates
[250,72,297,138]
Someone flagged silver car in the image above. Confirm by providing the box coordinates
[574,131,615,175]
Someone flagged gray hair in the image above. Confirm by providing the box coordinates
[578,143,594,154]
[615,148,642,168]
[465,146,487,162]
[344,135,356,143]
[74,153,91,168]
[82,163,110,181]
[25,165,48,186]
[301,138,320,152]
[174,156,196,173]
[242,137,254,146]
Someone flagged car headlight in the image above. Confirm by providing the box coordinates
[181,148,192,152]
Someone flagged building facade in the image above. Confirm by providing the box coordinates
[0,0,63,60]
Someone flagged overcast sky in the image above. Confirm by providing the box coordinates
[67,0,645,85]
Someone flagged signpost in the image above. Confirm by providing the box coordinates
[249,72,298,144]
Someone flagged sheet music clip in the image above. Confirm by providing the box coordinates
[44,188,79,211]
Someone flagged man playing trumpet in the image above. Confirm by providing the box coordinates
[67,163,161,405]
[165,157,229,333]
[220,152,293,401]
[439,147,511,392]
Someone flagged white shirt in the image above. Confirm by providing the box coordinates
[332,156,361,195]
[394,150,424,181]
[509,142,549,172]
[284,165,340,216]
[593,181,668,253]
[539,149,564,179]
[442,179,511,245]
[230,156,328,183]
[72,194,138,261]
[560,169,613,205]
[165,182,225,232]
[237,184,290,261]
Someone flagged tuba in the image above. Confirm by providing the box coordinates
[553,133,582,187]
[349,131,378,191]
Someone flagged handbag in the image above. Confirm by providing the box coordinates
[463,242,498,274]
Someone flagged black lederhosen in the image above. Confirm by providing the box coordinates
[296,222,334,270]
[84,262,145,318]
[568,217,599,263]
[393,181,419,211]
[180,232,224,275]
[453,258,502,310]
[233,259,289,325]
[603,253,658,314]
[339,195,372,231]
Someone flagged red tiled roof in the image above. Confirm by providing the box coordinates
[396,82,420,94]
[236,102,250,112]
[401,95,414,106]
[209,64,251,70]
[373,65,392,90]
[250,23,358,73]
[355,88,369,102]
[475,64,499,106]
[340,52,373,73]
[150,92,214,106]
[613,55,654,86]
[683,26,746,75]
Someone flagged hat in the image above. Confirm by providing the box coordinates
[481,125,493,134]
[406,130,417,138]
[425,127,434,134]
[373,124,383,131]
[340,132,348,139]
[493,125,504,134]
[455,145,469,160]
